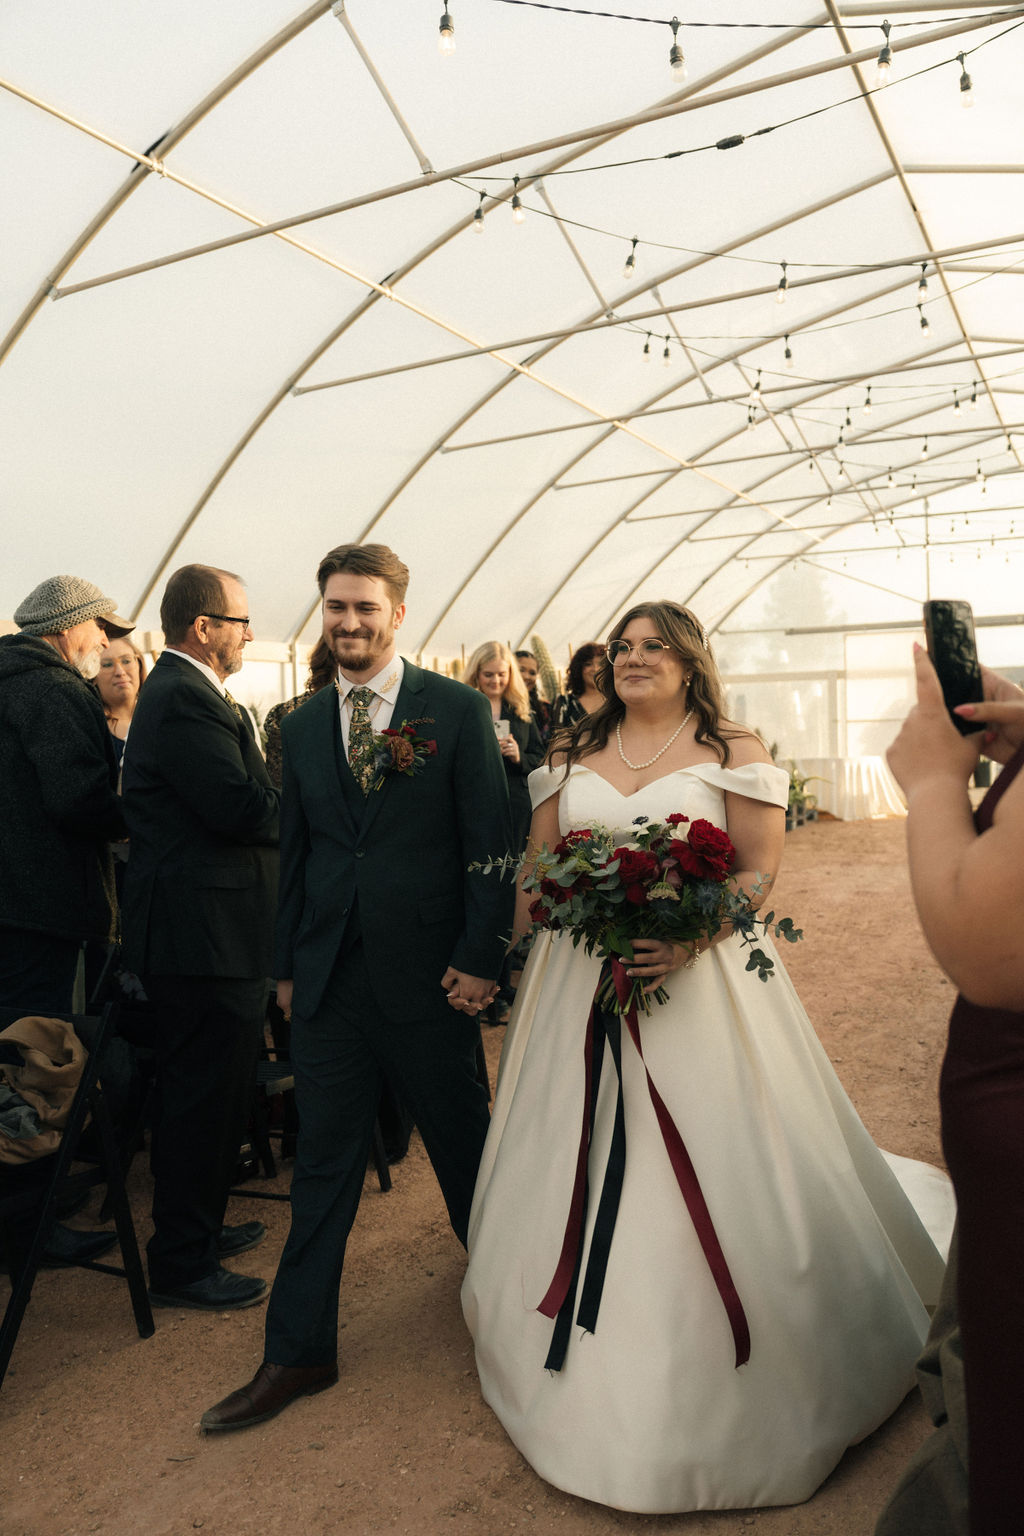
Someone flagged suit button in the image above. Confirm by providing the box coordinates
[355,848,365,859]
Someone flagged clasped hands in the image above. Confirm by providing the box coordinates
[442,967,498,1014]
[625,938,703,993]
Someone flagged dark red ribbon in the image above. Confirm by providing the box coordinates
[537,956,750,1371]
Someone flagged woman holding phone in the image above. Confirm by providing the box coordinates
[886,645,1024,1536]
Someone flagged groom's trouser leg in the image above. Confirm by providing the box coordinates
[375,1010,490,1249]
[264,951,383,1368]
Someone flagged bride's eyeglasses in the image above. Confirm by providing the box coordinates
[605,638,675,665]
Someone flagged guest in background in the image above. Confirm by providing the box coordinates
[550,641,604,733]
[882,653,1024,1536]
[263,639,334,789]
[514,649,552,744]
[93,637,147,763]
[464,642,544,1026]
[464,642,545,860]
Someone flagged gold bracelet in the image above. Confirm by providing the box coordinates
[683,946,702,970]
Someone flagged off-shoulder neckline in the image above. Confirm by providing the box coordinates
[547,761,776,802]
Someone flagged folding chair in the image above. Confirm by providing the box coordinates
[0,1003,155,1389]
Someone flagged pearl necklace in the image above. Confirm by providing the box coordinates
[616,709,694,771]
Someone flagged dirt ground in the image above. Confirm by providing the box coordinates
[1,815,956,1536]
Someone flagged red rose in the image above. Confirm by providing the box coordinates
[688,820,735,879]
[665,812,689,827]
[613,847,660,904]
[556,829,593,854]
[423,738,438,756]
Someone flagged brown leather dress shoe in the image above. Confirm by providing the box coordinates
[200,1361,338,1433]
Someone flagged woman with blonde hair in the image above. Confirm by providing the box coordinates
[463,641,545,858]
[93,636,147,762]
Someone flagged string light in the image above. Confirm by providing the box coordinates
[917,263,928,298]
[921,436,929,458]
[473,191,486,233]
[957,51,974,108]
[511,175,525,224]
[953,388,961,416]
[863,386,872,416]
[623,237,639,279]
[668,16,687,83]
[918,303,930,336]
[438,6,456,56]
[970,381,978,411]
[875,20,893,87]
[662,335,671,367]
[783,334,793,370]
[975,460,985,484]
[776,261,788,305]
[642,333,651,361]
[887,467,895,487]
[844,406,852,430]
[748,369,762,405]
[747,404,756,431]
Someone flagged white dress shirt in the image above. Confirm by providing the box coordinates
[335,657,406,755]
[164,646,260,746]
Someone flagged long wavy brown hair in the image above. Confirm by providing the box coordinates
[550,600,746,769]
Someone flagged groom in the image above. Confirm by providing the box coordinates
[202,542,515,1432]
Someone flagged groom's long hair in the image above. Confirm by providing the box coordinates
[316,543,409,609]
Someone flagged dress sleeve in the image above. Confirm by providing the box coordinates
[528,764,564,811]
[685,761,789,809]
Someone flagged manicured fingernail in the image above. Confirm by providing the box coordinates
[954,704,975,716]
[912,641,923,656]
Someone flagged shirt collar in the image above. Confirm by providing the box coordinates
[335,656,404,703]
[165,646,227,696]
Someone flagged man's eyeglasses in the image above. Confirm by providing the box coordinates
[205,613,251,630]
[605,638,675,665]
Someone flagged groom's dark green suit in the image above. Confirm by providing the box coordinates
[265,660,515,1367]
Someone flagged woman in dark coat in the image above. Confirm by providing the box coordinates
[464,641,545,857]
[550,641,605,734]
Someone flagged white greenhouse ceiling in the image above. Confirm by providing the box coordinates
[2,0,1023,667]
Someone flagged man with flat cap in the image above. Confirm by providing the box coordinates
[0,574,131,1265]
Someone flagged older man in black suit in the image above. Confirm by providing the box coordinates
[202,542,515,1431]
[121,564,279,1312]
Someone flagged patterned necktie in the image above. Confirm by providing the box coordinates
[223,690,244,723]
[348,687,377,794]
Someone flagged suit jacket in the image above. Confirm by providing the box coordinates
[120,651,279,978]
[498,706,546,854]
[275,661,516,1024]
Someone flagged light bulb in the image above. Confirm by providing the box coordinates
[918,263,928,297]
[776,262,788,305]
[642,336,651,362]
[783,336,793,370]
[438,8,455,56]
[970,382,978,411]
[669,18,687,82]
[975,462,984,484]
[921,437,929,458]
[511,177,525,224]
[473,198,485,234]
[887,468,894,487]
[875,22,893,87]
[958,54,974,108]
[919,304,930,336]
[953,391,961,416]
[863,388,872,416]
[662,339,671,368]
[748,369,761,405]
[747,407,756,433]
[623,239,638,280]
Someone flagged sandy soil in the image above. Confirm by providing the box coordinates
[0,815,955,1536]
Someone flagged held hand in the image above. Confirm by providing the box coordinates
[441,966,498,1015]
[499,735,520,763]
[954,666,1024,764]
[275,978,294,1022]
[626,938,703,993]
[887,644,980,795]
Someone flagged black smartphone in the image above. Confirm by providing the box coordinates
[922,599,985,735]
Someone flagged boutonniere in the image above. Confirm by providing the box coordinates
[369,717,437,790]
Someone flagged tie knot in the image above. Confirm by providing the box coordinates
[350,687,374,708]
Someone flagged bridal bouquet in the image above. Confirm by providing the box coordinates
[522,812,801,1015]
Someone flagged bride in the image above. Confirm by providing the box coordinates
[462,600,952,1515]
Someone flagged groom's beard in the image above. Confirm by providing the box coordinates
[328,629,381,673]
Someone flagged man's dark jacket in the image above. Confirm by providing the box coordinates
[120,651,279,978]
[0,633,124,941]
[275,661,516,1023]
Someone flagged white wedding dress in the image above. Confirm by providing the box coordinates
[462,761,953,1514]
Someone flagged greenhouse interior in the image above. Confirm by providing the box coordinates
[3,0,1022,818]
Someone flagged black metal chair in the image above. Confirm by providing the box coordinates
[0,1003,155,1389]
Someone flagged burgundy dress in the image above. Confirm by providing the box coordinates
[940,744,1024,1536]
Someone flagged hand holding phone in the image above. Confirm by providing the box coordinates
[923,600,985,736]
